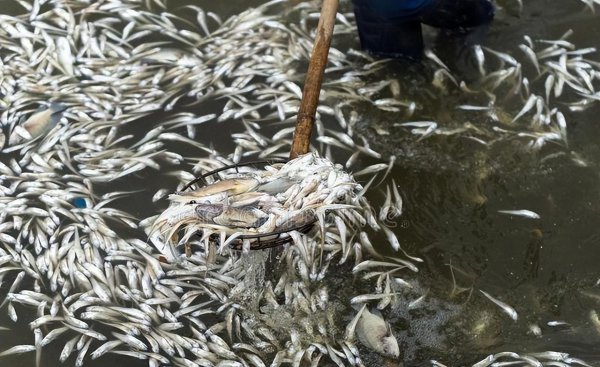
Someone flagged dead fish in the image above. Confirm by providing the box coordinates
[170,178,260,203]
[547,320,570,327]
[355,307,400,358]
[0,344,36,357]
[480,290,518,321]
[56,37,74,76]
[215,206,268,228]
[194,204,268,228]
[512,94,537,123]
[473,45,486,76]
[9,103,67,144]
[497,209,540,219]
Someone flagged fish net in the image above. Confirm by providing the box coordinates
[176,159,317,251]
[149,153,369,260]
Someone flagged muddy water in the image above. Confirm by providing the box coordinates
[353,1,600,365]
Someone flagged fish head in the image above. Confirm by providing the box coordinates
[381,335,400,358]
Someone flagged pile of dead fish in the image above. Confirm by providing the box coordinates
[0,0,598,366]
[149,153,365,257]
[393,30,600,153]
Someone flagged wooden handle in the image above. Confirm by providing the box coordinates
[289,0,339,159]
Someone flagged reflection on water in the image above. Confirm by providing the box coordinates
[0,0,600,366]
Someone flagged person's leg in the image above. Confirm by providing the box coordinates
[425,0,494,80]
[352,0,424,60]
[420,0,494,31]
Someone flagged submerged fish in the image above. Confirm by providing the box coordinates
[480,290,518,321]
[355,307,400,358]
[497,209,541,219]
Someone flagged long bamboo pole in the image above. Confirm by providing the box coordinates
[289,0,339,159]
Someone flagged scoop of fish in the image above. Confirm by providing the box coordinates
[150,153,361,253]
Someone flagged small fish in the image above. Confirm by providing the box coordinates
[9,103,67,145]
[0,345,36,357]
[473,45,486,76]
[355,307,399,358]
[56,37,74,76]
[497,209,540,219]
[210,205,268,228]
[395,121,437,128]
[152,189,170,203]
[527,351,569,361]
[408,291,428,309]
[519,44,540,74]
[480,290,518,321]
[457,105,490,111]
[547,320,569,327]
[170,178,260,203]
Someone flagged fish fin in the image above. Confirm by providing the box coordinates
[385,321,393,336]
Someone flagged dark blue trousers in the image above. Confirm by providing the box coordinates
[352,0,495,60]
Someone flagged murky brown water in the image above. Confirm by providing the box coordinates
[353,1,600,365]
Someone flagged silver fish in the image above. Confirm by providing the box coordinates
[0,344,36,357]
[480,290,518,321]
[497,209,540,219]
[170,178,260,203]
[547,320,570,327]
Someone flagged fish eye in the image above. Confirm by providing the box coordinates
[189,200,197,204]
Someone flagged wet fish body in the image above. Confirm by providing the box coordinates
[355,307,399,358]
[480,290,518,321]
[498,209,541,219]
